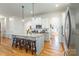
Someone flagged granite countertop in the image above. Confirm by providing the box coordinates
[12,33,43,38]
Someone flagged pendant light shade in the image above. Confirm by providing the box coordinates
[22,5,24,22]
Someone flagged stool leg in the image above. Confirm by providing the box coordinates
[25,41,28,53]
[32,41,36,55]
[19,40,21,49]
[32,43,33,54]
[12,38,15,47]
[19,40,24,49]
[12,39,14,47]
[15,39,18,48]
[25,45,28,52]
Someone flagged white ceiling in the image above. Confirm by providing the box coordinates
[34,3,69,15]
[0,3,32,18]
[0,3,69,18]
[70,3,79,9]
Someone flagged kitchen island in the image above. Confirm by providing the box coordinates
[12,33,44,55]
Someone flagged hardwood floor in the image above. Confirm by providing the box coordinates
[0,33,64,56]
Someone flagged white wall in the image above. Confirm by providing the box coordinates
[24,16,50,32]
[5,17,25,38]
[0,18,6,37]
[24,12,63,33]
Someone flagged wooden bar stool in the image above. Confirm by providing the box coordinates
[24,39,29,52]
[24,39,32,53]
[28,40,32,51]
[15,38,21,48]
[31,40,36,55]
[12,36,16,47]
[19,38,25,49]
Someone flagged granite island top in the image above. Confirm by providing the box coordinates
[12,33,44,38]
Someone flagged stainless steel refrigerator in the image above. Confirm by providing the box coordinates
[0,23,1,44]
[64,4,79,56]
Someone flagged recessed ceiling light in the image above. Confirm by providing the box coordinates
[22,19,24,22]
[32,17,34,20]
[9,18,13,21]
[0,15,5,18]
[56,4,59,7]
[30,11,33,14]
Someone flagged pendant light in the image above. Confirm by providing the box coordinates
[22,5,24,22]
[32,3,34,20]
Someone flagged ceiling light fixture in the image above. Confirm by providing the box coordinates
[22,19,24,22]
[0,15,5,18]
[21,5,25,22]
[30,11,33,14]
[9,18,13,21]
[56,4,59,7]
[32,3,34,20]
